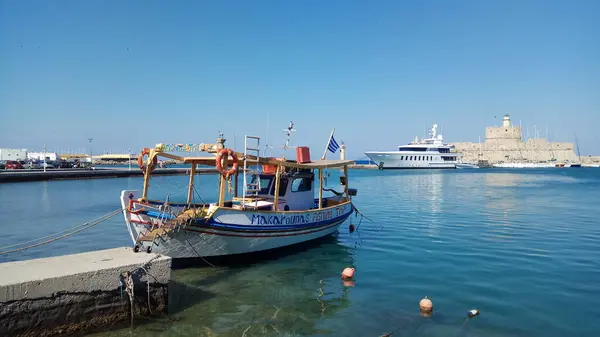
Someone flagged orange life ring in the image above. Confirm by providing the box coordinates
[137,148,158,173]
[215,148,238,177]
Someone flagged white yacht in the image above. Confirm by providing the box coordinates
[365,124,462,169]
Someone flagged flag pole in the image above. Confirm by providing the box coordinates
[321,128,335,160]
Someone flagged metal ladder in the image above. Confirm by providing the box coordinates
[243,135,261,207]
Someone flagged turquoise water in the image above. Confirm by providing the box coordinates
[1,168,599,336]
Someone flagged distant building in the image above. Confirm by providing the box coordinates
[0,148,28,161]
[451,114,578,164]
[27,152,60,161]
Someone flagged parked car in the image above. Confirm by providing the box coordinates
[5,160,23,169]
[56,160,72,169]
[23,161,43,169]
[0,161,5,169]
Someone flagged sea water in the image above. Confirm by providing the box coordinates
[1,168,599,336]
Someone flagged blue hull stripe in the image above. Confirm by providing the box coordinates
[138,210,352,232]
[205,212,351,232]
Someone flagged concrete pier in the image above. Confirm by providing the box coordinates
[0,247,172,337]
[0,167,218,183]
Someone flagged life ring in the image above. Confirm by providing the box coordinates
[137,148,158,173]
[215,148,239,177]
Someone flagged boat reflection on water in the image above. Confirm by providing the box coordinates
[159,236,355,336]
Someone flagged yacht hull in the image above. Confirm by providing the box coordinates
[365,152,457,169]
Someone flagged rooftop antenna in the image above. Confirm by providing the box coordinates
[281,121,297,151]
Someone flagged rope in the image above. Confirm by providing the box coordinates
[0,208,124,255]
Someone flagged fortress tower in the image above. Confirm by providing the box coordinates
[450,113,578,164]
[485,114,522,143]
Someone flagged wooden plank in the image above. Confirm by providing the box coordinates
[187,164,196,204]
[343,166,349,198]
[236,152,353,169]
[234,167,239,197]
[218,155,227,207]
[318,168,323,209]
[273,165,281,211]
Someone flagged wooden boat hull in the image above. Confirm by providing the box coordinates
[120,190,353,258]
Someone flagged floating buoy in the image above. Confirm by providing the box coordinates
[341,267,355,279]
[419,296,433,313]
[349,224,355,233]
[467,309,480,318]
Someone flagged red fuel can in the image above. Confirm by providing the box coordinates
[296,146,311,163]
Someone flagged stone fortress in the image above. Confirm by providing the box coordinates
[450,114,580,164]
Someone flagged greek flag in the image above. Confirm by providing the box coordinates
[327,135,340,153]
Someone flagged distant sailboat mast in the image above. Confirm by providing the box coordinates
[574,133,581,162]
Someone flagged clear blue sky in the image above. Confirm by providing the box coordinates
[1,0,598,158]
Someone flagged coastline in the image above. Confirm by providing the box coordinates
[0,167,217,183]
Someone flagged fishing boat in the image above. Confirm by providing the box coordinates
[119,132,358,259]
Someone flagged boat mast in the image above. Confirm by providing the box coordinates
[574,133,581,162]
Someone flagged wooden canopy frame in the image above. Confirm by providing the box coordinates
[139,146,352,211]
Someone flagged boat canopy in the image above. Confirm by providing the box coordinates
[172,153,354,169]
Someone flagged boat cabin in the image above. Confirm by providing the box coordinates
[246,169,316,211]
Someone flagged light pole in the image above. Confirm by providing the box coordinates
[88,138,93,168]
[128,148,131,170]
[43,144,47,173]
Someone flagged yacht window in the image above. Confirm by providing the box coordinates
[401,156,404,160]
[399,147,428,151]
[291,177,312,192]
[410,156,413,160]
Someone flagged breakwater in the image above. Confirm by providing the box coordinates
[0,167,218,183]
[0,247,172,337]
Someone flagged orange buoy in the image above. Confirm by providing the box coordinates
[341,267,355,279]
[419,296,433,313]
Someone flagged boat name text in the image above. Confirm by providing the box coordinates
[250,206,347,225]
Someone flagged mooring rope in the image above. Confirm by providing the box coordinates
[120,254,163,328]
[0,208,124,255]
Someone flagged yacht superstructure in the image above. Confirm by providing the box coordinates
[365,124,462,169]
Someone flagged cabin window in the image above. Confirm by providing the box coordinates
[410,156,413,160]
[270,178,288,197]
[291,177,312,192]
[252,175,272,194]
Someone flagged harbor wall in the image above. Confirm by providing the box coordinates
[450,115,579,164]
[0,167,218,183]
[581,156,600,166]
[0,247,172,337]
